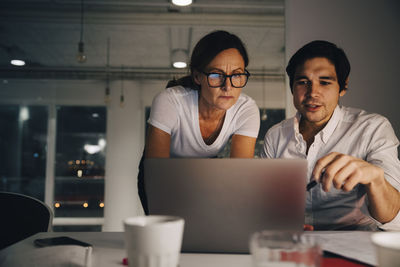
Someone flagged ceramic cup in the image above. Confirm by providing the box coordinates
[371,232,400,267]
[250,231,321,267]
[123,215,184,267]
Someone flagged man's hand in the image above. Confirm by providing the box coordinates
[312,152,384,192]
[312,152,400,223]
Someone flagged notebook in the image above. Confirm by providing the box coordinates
[144,158,307,253]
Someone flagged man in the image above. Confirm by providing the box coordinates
[261,40,400,230]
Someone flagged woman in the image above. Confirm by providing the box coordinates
[139,31,260,213]
[145,30,260,158]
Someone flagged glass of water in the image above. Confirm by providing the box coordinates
[250,231,321,267]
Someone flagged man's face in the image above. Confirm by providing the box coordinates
[293,57,346,128]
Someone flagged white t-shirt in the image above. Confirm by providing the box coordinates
[261,105,400,230]
[148,86,260,158]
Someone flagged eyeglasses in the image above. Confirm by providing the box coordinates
[201,70,250,88]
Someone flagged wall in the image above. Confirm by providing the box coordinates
[285,0,400,138]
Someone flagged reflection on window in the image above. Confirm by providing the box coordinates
[255,109,285,157]
[54,106,106,218]
[218,108,285,158]
[0,105,48,201]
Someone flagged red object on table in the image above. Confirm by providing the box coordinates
[322,257,369,267]
[275,250,371,267]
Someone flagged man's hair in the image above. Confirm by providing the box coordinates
[286,40,351,92]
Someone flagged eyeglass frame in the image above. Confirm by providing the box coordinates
[200,70,251,88]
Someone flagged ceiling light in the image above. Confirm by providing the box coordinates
[173,61,187,68]
[172,0,193,6]
[11,59,25,66]
[171,49,188,69]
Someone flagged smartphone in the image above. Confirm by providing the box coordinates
[34,236,92,248]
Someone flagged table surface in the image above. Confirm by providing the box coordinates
[0,231,375,267]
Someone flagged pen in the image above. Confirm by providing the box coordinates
[306,170,325,191]
[306,180,317,191]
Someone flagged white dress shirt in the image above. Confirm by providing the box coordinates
[261,105,400,230]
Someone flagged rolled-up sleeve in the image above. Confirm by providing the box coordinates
[147,90,178,135]
[234,100,260,138]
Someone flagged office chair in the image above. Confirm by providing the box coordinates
[0,191,53,250]
[137,150,149,215]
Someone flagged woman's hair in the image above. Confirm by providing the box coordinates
[167,30,249,90]
[286,40,350,92]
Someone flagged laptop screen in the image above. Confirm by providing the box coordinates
[145,158,307,253]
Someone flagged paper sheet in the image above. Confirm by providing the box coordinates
[0,245,92,267]
[311,232,376,266]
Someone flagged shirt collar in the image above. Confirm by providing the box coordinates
[319,105,342,143]
[293,105,343,144]
[294,112,302,142]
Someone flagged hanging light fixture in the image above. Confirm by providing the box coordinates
[104,76,111,104]
[76,0,87,63]
[261,67,268,121]
[171,49,188,69]
[170,27,191,69]
[104,38,111,104]
[6,45,27,66]
[120,66,125,108]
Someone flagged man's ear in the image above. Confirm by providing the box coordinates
[193,70,201,86]
[340,77,349,97]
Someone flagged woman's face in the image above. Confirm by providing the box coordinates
[194,48,246,111]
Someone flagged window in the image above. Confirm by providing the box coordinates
[0,104,107,230]
[0,105,48,200]
[219,108,285,157]
[54,106,107,218]
[255,108,285,156]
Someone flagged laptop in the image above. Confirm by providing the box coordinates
[144,158,307,253]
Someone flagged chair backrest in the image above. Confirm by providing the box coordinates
[137,149,149,215]
[0,191,53,250]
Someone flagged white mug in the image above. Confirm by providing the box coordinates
[123,215,184,267]
[371,232,400,267]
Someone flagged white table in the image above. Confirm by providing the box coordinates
[0,231,376,267]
